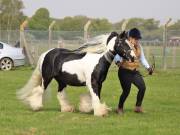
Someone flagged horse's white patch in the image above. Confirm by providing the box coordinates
[130,50,136,58]
[62,53,104,83]
[106,37,116,51]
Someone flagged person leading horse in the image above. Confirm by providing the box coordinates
[114,28,153,114]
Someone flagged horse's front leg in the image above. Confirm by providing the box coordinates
[87,80,109,116]
[56,81,74,112]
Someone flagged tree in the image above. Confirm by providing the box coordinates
[28,8,51,30]
[53,16,112,32]
[113,18,162,40]
[168,20,180,38]
[0,0,25,30]
[113,19,126,31]
[90,18,112,32]
[52,16,89,40]
[54,15,89,31]
[169,20,180,30]
[113,18,160,31]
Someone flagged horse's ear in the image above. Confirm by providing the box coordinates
[119,31,127,38]
[106,32,119,45]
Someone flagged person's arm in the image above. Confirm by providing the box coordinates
[139,45,153,75]
[139,45,150,69]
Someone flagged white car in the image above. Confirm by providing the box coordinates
[0,41,25,71]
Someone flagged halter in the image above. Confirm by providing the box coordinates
[125,39,134,50]
[119,39,134,59]
[104,51,115,64]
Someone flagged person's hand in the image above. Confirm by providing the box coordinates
[147,67,153,75]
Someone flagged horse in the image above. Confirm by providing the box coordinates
[17,31,136,116]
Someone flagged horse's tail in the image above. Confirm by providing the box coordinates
[17,53,45,110]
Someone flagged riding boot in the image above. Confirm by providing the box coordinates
[134,106,143,113]
[116,107,124,115]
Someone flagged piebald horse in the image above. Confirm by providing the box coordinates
[17,31,136,116]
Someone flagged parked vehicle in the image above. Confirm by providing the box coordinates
[0,41,25,71]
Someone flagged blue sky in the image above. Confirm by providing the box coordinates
[22,0,180,23]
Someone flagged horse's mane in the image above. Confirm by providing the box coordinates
[74,34,109,54]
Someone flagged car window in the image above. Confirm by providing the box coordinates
[0,43,3,49]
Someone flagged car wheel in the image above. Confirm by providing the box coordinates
[0,58,13,71]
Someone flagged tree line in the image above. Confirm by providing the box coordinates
[0,0,180,41]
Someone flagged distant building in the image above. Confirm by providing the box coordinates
[169,36,180,46]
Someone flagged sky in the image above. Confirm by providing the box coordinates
[22,0,180,23]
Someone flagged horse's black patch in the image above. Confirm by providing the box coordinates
[42,48,87,88]
[91,55,111,98]
[59,71,86,86]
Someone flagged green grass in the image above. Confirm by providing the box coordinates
[0,67,180,135]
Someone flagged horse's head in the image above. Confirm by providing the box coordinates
[106,31,136,62]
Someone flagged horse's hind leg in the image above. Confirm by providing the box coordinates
[25,77,51,111]
[56,81,74,112]
[29,77,53,111]
[26,78,49,111]
[27,85,44,111]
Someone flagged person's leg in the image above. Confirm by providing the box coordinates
[132,72,146,113]
[117,68,132,113]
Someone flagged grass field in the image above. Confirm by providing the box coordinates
[0,67,180,135]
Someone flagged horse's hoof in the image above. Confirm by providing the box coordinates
[33,107,43,112]
[61,105,75,112]
[31,105,43,111]
[94,103,110,116]
[94,110,108,117]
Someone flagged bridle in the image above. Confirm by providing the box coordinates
[115,38,130,56]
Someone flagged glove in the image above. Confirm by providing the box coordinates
[147,67,153,75]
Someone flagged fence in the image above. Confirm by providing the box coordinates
[0,29,180,69]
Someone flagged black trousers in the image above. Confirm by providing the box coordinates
[118,67,146,108]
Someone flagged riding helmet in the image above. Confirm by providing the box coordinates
[128,28,142,39]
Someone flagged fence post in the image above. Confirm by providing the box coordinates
[48,21,56,49]
[57,40,64,48]
[20,19,35,66]
[84,20,91,42]
[162,18,172,70]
